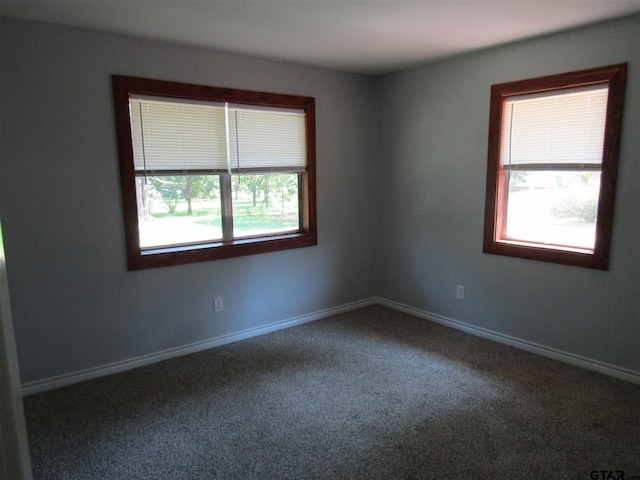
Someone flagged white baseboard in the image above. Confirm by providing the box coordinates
[375,297,640,385]
[22,296,639,394]
[21,297,378,395]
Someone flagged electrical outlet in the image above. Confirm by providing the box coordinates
[456,285,465,300]
[214,297,224,312]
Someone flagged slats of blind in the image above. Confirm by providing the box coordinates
[130,96,228,172]
[129,95,306,174]
[228,106,306,172]
[501,85,608,168]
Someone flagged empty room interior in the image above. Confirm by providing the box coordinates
[1,2,639,479]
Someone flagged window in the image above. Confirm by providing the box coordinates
[483,64,627,270]
[112,75,316,270]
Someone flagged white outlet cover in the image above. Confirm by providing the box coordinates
[214,297,224,312]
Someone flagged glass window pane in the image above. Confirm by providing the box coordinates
[503,171,600,250]
[136,175,222,248]
[231,173,300,238]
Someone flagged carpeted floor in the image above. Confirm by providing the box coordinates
[23,306,640,479]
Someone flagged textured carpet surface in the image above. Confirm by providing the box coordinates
[24,306,640,479]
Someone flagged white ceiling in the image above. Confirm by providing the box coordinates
[2,0,640,74]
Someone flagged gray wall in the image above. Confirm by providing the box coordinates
[1,14,639,387]
[0,18,379,384]
[376,15,640,373]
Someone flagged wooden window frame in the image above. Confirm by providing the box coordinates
[483,64,627,270]
[112,75,317,270]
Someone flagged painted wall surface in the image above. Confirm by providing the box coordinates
[1,14,639,387]
[0,18,379,384]
[376,15,640,372]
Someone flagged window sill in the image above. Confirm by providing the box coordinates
[483,239,607,270]
[129,231,317,270]
[497,238,594,255]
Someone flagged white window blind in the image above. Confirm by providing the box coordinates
[500,85,608,168]
[129,95,306,174]
[130,95,228,172]
[227,104,306,172]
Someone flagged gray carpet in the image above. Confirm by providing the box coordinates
[23,306,640,479]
